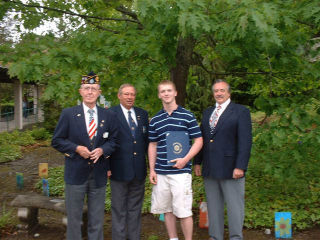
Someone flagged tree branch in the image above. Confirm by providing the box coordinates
[3,0,140,24]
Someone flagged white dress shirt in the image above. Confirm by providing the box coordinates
[212,98,231,123]
[83,103,98,136]
[120,104,138,126]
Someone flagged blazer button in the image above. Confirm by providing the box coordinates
[134,141,137,144]
[210,139,214,143]
[134,152,137,155]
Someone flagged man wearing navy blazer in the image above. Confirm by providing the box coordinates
[108,83,148,240]
[194,79,252,240]
[52,72,118,240]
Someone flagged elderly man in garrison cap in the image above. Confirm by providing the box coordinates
[52,72,118,240]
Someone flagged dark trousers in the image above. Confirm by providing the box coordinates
[65,173,106,240]
[111,178,145,240]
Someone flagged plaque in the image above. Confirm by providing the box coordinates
[166,131,190,166]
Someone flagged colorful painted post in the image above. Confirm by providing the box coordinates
[159,213,165,222]
[42,178,50,196]
[275,212,292,238]
[16,172,24,189]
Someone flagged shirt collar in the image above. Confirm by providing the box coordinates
[162,105,181,114]
[216,98,231,109]
[120,104,134,114]
[83,102,97,114]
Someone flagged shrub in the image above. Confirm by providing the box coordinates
[0,204,13,229]
[31,127,51,140]
[0,144,21,163]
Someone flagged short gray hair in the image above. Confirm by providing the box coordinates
[118,83,136,95]
[212,79,231,93]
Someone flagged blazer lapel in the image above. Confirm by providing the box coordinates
[134,107,142,131]
[116,105,132,136]
[95,106,104,142]
[212,102,234,135]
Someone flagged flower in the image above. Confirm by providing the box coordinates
[275,217,291,237]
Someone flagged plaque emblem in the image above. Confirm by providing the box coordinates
[173,142,183,154]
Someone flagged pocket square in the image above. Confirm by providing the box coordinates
[103,132,109,138]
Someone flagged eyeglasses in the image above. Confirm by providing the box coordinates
[82,86,100,92]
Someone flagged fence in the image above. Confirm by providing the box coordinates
[0,107,40,132]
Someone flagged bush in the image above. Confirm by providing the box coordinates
[0,130,35,146]
[0,204,13,229]
[0,144,21,163]
[31,127,51,140]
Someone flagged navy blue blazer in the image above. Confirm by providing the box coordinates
[194,102,252,179]
[52,104,118,188]
[108,105,149,181]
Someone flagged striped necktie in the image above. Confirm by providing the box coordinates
[88,109,97,140]
[209,105,221,133]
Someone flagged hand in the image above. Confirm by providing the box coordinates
[149,170,157,185]
[170,158,188,169]
[76,146,91,159]
[90,148,104,163]
[107,170,112,179]
[233,168,244,179]
[194,164,202,176]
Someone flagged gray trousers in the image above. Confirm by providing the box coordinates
[204,177,245,240]
[65,173,106,240]
[110,178,145,240]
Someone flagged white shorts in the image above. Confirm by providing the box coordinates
[151,173,193,218]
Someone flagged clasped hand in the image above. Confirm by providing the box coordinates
[76,146,103,163]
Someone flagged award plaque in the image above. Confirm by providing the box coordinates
[166,131,190,166]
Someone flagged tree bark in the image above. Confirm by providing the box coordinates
[170,36,196,106]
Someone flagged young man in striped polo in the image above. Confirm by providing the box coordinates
[148,80,203,240]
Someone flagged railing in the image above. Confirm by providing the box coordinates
[0,107,39,132]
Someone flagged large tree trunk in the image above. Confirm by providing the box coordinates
[170,36,195,106]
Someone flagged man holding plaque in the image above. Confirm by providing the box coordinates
[148,80,203,240]
[194,79,252,240]
[52,72,118,240]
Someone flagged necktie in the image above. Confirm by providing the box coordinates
[209,105,221,133]
[128,110,137,138]
[88,109,97,140]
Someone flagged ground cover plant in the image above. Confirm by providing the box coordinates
[0,127,51,163]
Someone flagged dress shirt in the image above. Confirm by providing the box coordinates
[83,103,98,136]
[120,104,138,126]
[213,98,231,123]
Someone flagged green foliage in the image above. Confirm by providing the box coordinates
[147,235,159,240]
[30,126,51,140]
[0,128,52,163]
[245,101,320,230]
[0,204,13,229]
[0,130,35,146]
[35,166,65,197]
[0,144,21,163]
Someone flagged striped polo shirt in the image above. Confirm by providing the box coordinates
[149,106,202,174]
